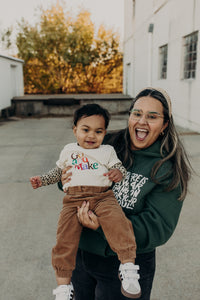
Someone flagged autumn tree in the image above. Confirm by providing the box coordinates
[15,3,122,94]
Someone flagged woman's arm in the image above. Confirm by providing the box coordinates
[128,185,183,253]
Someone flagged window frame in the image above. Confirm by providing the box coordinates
[158,44,168,80]
[182,31,198,80]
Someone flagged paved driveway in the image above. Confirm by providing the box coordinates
[0,116,199,300]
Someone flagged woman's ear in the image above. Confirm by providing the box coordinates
[73,126,77,136]
[161,120,169,134]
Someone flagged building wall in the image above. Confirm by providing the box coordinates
[0,55,24,113]
[123,0,200,132]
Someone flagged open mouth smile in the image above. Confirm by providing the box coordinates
[86,141,96,145]
[135,128,149,141]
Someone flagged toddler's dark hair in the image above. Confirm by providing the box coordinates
[73,104,110,129]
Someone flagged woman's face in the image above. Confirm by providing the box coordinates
[128,96,169,150]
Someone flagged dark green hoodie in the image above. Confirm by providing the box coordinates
[78,140,183,256]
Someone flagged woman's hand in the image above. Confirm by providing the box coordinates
[77,201,100,230]
[61,166,72,187]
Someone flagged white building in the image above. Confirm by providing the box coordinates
[0,54,24,116]
[123,0,200,132]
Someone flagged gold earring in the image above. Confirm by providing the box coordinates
[160,131,164,136]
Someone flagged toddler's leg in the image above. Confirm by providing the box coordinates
[52,200,82,300]
[95,193,136,263]
[95,190,141,298]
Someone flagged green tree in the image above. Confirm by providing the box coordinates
[1,27,13,49]
[15,3,122,94]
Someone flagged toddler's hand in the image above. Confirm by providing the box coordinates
[30,176,42,189]
[103,169,123,183]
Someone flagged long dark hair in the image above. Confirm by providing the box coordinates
[106,88,192,201]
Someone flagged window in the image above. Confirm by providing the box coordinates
[183,31,198,79]
[159,44,168,79]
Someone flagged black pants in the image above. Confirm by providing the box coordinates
[72,249,156,300]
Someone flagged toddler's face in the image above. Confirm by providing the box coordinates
[73,115,106,149]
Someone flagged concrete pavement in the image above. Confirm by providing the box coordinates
[0,115,200,300]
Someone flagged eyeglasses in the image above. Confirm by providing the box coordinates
[130,109,164,123]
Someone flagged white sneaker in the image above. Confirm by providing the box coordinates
[53,283,74,300]
[119,262,141,299]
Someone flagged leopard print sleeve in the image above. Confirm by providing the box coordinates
[109,162,127,179]
[40,166,62,186]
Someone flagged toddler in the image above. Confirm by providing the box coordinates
[30,104,141,300]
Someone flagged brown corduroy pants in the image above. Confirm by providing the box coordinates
[52,186,137,278]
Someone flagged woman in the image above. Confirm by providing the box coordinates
[61,87,192,300]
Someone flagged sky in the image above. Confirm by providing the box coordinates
[0,0,124,54]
